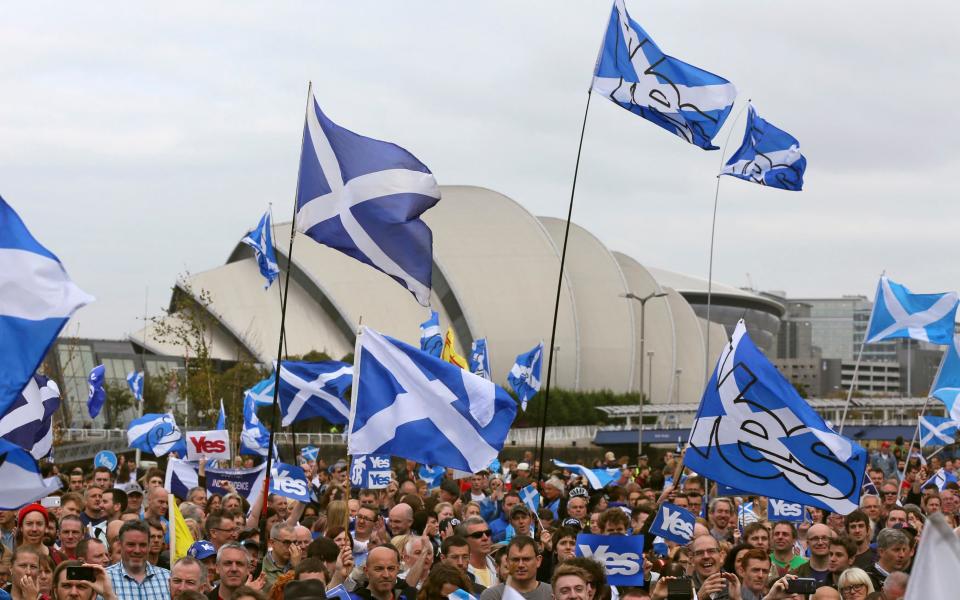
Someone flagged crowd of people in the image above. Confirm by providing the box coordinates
[0,444,951,600]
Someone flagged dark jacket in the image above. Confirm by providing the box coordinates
[350,579,419,600]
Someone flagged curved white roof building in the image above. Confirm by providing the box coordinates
[134,185,783,404]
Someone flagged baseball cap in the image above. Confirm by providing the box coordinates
[604,451,615,462]
[187,540,217,560]
[509,504,532,519]
[125,483,144,497]
[881,441,891,448]
[516,462,530,471]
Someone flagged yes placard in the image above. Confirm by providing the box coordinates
[185,430,231,461]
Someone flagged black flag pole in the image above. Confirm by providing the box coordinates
[262,82,313,551]
[536,90,593,486]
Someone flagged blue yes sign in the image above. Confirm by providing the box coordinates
[270,462,312,503]
[648,502,696,545]
[768,498,804,522]
[574,534,645,585]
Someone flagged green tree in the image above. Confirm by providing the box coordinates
[102,384,135,429]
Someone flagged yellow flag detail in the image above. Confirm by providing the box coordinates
[441,327,468,369]
[170,495,195,561]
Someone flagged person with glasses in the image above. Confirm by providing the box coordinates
[205,513,239,552]
[478,536,550,600]
[261,524,298,592]
[835,567,874,599]
[792,523,833,586]
[354,504,380,565]
[457,517,498,589]
[690,535,740,600]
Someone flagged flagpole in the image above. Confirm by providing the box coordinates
[839,274,883,434]
[270,202,299,461]
[536,90,593,487]
[262,82,313,552]
[136,285,147,469]
[345,318,364,502]
[897,396,930,503]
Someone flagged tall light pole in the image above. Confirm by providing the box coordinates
[622,291,667,459]
[646,351,654,401]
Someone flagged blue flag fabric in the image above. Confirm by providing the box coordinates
[768,498,805,522]
[240,210,280,289]
[0,438,62,509]
[0,197,93,418]
[420,311,443,358]
[215,399,226,430]
[575,534,646,585]
[519,484,541,512]
[591,0,736,150]
[932,336,960,422]
[349,455,393,490]
[0,374,60,459]
[508,342,543,411]
[649,503,695,545]
[923,468,958,492]
[418,464,446,490]
[448,589,478,600]
[866,276,959,345]
[469,338,492,381]
[348,326,517,473]
[553,459,618,489]
[127,413,185,457]
[270,462,312,502]
[126,371,143,402]
[87,365,106,419]
[919,415,957,447]
[246,377,276,406]
[737,501,759,527]
[294,95,441,306]
[240,394,271,456]
[301,445,319,462]
[277,360,352,426]
[687,320,868,514]
[721,105,806,191]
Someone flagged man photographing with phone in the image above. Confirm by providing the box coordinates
[51,560,117,600]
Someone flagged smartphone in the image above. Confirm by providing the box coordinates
[785,578,817,594]
[66,566,96,582]
[666,577,693,600]
[40,496,60,509]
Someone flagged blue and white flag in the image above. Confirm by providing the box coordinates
[126,371,144,402]
[215,399,226,430]
[687,320,868,514]
[931,335,960,422]
[553,459,618,489]
[0,374,60,460]
[327,585,353,600]
[0,438,62,509]
[919,415,957,447]
[270,462,312,502]
[591,0,736,150]
[294,95,441,306]
[649,502,695,545]
[448,589,478,600]
[240,395,271,456]
[720,105,806,191]
[350,454,392,490]
[519,484,541,512]
[246,377,276,406]
[575,534,646,585]
[420,311,443,358]
[301,445,319,462]
[418,464,446,490]
[348,326,517,473]
[240,210,280,289]
[0,198,93,417]
[87,365,106,419]
[866,276,958,345]
[861,479,879,497]
[768,498,805,522]
[737,501,759,526]
[277,360,352,426]
[923,468,958,492]
[469,338,492,381]
[94,450,118,472]
[128,413,185,457]
[508,342,543,411]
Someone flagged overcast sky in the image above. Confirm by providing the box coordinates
[3,2,958,339]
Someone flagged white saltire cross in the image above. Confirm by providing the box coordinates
[278,363,352,427]
[919,416,957,446]
[868,277,958,343]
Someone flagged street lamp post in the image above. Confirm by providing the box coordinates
[622,291,667,459]
[646,351,654,401]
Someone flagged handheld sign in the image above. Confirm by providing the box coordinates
[206,463,266,501]
[270,462,312,502]
[649,502,696,545]
[186,430,231,461]
[768,498,804,522]
[574,533,646,585]
[350,454,392,489]
[94,451,118,472]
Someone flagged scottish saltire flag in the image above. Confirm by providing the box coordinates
[737,501,759,526]
[294,94,441,306]
[418,464,446,490]
[420,311,443,358]
[126,370,144,402]
[919,416,957,447]
[0,374,60,459]
[348,326,517,473]
[591,0,736,150]
[240,395,271,456]
[861,480,880,497]
[553,459,618,489]
[0,198,93,417]
[448,589,478,600]
[519,484,541,512]
[277,360,352,426]
[0,438,62,509]
[923,468,958,492]
[240,210,280,289]
[508,342,543,411]
[442,327,468,369]
[931,335,960,422]
[246,377,276,406]
[470,338,492,380]
[720,105,806,191]
[215,399,226,430]
[87,364,106,419]
[128,413,184,457]
[687,320,868,514]
[866,276,958,345]
[301,445,319,462]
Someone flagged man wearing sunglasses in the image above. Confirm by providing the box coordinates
[263,523,298,590]
[458,517,498,588]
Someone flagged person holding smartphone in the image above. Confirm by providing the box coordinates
[50,560,117,600]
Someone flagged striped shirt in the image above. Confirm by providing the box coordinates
[106,560,170,599]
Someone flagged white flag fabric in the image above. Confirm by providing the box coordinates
[904,512,960,599]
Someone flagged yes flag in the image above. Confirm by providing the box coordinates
[931,335,960,422]
[553,459,617,489]
[768,498,805,522]
[687,320,868,514]
[649,503,695,545]
[508,343,543,411]
[575,534,646,585]
[470,338,492,381]
[591,0,736,150]
[420,311,443,358]
[87,365,106,419]
[920,416,957,447]
[295,95,441,306]
[442,327,468,369]
[866,276,958,345]
[348,326,517,473]
[126,371,143,402]
[277,360,352,426]
[240,394,271,456]
[0,197,93,417]
[128,413,185,457]
[240,210,280,289]
[0,374,60,459]
[0,438,62,509]
[721,105,806,191]
[270,462,312,502]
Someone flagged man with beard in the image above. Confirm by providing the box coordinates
[826,536,856,588]
[707,498,735,543]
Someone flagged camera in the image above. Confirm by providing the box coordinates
[785,578,817,594]
[666,577,693,600]
[65,566,96,582]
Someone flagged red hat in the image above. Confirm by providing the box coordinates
[881,441,891,448]
[17,503,49,528]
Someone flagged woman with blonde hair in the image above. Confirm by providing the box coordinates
[325,500,350,534]
[836,567,874,599]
